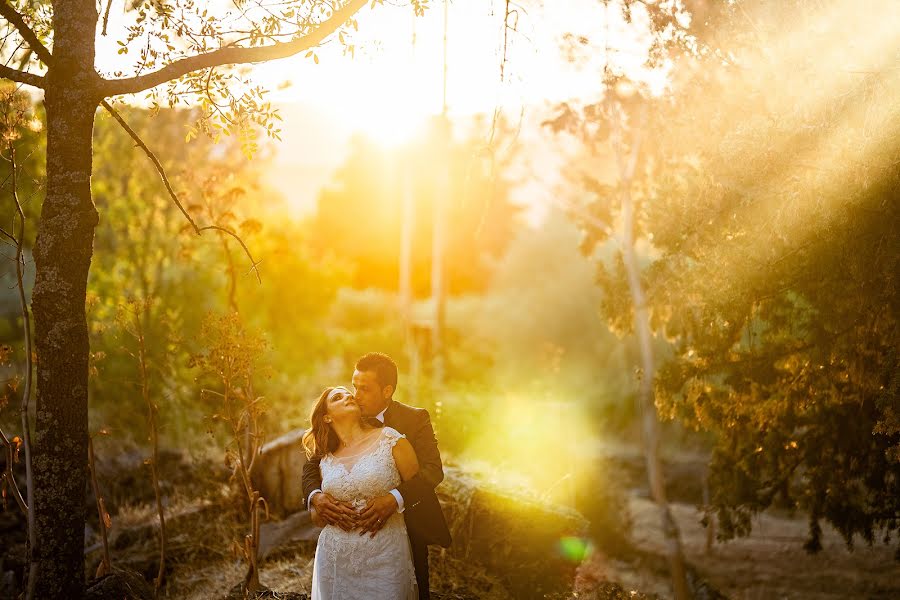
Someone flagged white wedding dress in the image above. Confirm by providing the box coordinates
[310,427,418,600]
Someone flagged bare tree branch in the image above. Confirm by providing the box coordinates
[0,427,27,514]
[0,63,43,88]
[0,1,52,64]
[101,0,114,37]
[8,139,35,542]
[198,225,262,283]
[101,0,368,97]
[100,100,198,229]
[2,134,39,598]
[100,99,262,283]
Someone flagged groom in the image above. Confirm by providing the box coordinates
[303,352,451,599]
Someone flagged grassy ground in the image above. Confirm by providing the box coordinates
[89,455,900,600]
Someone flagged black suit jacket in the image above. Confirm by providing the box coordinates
[302,399,451,548]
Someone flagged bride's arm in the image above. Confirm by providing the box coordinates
[392,437,420,482]
[358,437,420,537]
[394,409,444,509]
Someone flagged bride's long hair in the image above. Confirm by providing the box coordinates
[302,387,342,459]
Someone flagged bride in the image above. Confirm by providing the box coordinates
[302,386,419,600]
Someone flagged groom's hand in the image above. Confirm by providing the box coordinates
[310,492,357,531]
[358,494,398,538]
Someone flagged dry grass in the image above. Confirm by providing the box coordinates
[429,548,512,600]
[115,485,514,600]
[164,559,247,599]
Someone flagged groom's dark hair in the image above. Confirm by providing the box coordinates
[356,352,398,394]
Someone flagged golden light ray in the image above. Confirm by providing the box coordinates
[674,0,899,290]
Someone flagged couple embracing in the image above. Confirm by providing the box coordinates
[301,352,451,600]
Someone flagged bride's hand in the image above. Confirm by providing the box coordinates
[357,494,398,538]
[311,492,358,531]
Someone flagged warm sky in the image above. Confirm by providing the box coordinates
[245,0,668,135]
[95,0,671,219]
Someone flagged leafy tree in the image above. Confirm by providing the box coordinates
[648,0,900,555]
[88,107,220,442]
[86,104,350,449]
[0,0,398,595]
[547,1,697,595]
[553,0,900,558]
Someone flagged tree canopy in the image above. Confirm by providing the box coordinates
[550,0,899,554]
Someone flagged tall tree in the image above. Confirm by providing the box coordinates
[546,1,695,596]
[553,0,900,558]
[0,0,387,595]
[645,0,900,554]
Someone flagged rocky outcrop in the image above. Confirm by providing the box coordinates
[250,429,309,516]
[439,466,591,599]
[249,434,595,598]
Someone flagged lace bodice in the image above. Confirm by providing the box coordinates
[320,427,404,511]
[311,426,417,600]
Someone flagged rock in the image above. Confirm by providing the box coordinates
[250,429,309,516]
[0,491,28,596]
[439,466,590,599]
[258,510,321,560]
[0,542,25,600]
[244,428,324,560]
[84,566,154,600]
[241,432,659,599]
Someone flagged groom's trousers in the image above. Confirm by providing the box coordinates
[411,537,430,600]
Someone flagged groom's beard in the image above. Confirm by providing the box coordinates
[357,399,389,418]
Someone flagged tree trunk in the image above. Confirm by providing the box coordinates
[614,102,690,600]
[430,116,450,391]
[30,2,100,596]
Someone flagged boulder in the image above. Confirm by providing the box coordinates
[258,510,321,560]
[241,431,672,599]
[1,569,17,600]
[250,429,309,516]
[248,437,593,597]
[439,466,590,599]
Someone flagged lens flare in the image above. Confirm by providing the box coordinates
[558,535,594,564]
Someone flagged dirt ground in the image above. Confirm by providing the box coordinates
[143,494,899,600]
[624,495,900,600]
[72,451,900,600]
